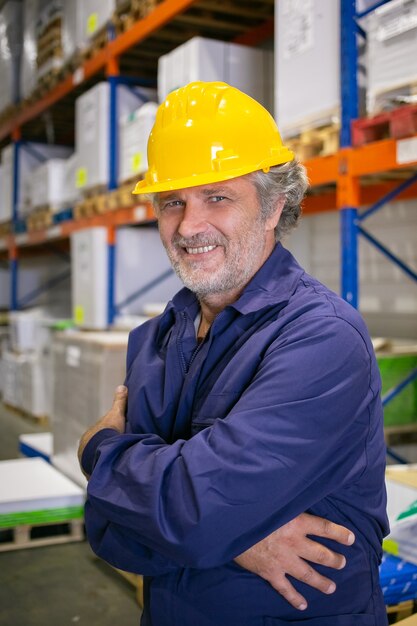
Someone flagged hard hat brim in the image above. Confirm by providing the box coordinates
[133,149,295,195]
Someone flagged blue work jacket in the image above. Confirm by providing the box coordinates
[82,243,389,626]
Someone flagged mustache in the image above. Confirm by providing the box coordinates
[172,234,227,248]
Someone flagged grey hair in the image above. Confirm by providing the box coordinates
[248,159,309,241]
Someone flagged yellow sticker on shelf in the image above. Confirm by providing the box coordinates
[131,153,143,172]
[76,168,88,189]
[382,538,399,556]
[87,13,98,35]
[74,306,85,325]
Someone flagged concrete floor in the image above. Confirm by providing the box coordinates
[0,402,141,626]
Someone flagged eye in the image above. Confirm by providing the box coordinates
[161,199,184,211]
[208,195,227,203]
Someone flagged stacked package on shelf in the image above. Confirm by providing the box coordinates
[51,330,129,485]
[0,1,23,115]
[71,226,181,329]
[35,0,82,80]
[363,0,417,114]
[119,102,158,184]
[157,36,273,112]
[0,143,73,220]
[29,152,80,214]
[275,0,341,138]
[75,82,156,193]
[21,0,83,99]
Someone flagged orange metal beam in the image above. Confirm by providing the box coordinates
[109,0,198,57]
[233,17,274,46]
[349,135,417,177]
[304,154,339,186]
[302,193,337,215]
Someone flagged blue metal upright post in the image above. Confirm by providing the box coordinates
[340,0,360,307]
[108,76,118,191]
[107,228,116,327]
[10,140,21,310]
[341,208,358,308]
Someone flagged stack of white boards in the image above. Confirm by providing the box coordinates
[0,457,85,552]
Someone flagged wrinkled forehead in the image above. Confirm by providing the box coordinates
[152,175,257,207]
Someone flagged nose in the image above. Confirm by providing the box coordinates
[177,199,209,239]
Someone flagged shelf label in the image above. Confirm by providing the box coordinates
[134,205,147,222]
[397,137,417,165]
[131,152,143,173]
[73,67,85,86]
[87,13,98,36]
[76,168,88,188]
[74,306,85,326]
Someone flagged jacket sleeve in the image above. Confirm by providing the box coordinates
[84,315,380,570]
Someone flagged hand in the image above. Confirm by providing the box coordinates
[77,385,128,478]
[234,512,355,611]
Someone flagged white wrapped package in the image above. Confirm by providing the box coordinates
[1,143,73,218]
[364,0,417,113]
[51,330,129,485]
[75,82,155,191]
[157,36,273,111]
[275,0,340,136]
[0,1,23,112]
[30,157,74,211]
[119,102,158,183]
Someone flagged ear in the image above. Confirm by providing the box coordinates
[264,195,285,232]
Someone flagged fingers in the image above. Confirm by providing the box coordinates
[286,558,337,596]
[300,537,346,571]
[113,385,128,413]
[300,513,355,547]
[268,575,307,611]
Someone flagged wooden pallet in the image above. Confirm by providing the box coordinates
[0,103,17,126]
[26,207,54,232]
[74,194,108,219]
[80,27,109,62]
[0,518,84,553]
[0,220,11,237]
[107,180,138,211]
[387,600,417,624]
[113,0,160,35]
[3,402,49,427]
[285,125,340,161]
[352,103,417,147]
[385,423,417,447]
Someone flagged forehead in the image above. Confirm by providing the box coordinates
[156,176,256,202]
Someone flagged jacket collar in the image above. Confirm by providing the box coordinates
[165,243,304,319]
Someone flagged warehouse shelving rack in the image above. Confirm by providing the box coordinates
[0,0,416,430]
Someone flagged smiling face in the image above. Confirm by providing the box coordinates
[154,175,283,302]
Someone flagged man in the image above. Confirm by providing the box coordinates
[79,82,389,625]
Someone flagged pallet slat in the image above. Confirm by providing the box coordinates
[0,518,84,552]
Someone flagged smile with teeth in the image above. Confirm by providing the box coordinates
[185,245,218,255]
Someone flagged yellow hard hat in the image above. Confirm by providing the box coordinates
[133,81,294,195]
